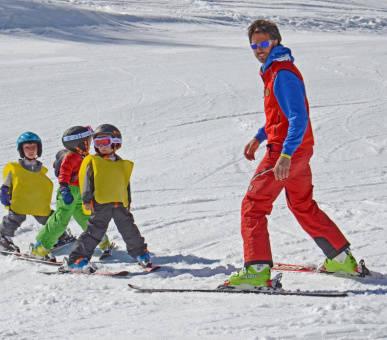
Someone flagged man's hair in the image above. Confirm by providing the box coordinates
[248,20,282,44]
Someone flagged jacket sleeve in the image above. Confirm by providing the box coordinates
[3,171,12,188]
[274,70,309,156]
[127,182,132,206]
[58,153,75,186]
[82,163,94,204]
[254,125,267,143]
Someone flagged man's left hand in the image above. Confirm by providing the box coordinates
[273,155,291,180]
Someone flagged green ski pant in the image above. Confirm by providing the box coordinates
[36,185,90,249]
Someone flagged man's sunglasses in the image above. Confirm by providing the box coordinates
[250,40,274,50]
[93,137,122,148]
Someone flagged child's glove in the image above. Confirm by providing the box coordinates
[60,186,74,205]
[0,185,10,206]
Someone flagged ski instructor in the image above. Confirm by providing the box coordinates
[222,20,365,290]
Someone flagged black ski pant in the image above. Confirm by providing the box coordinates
[0,209,51,237]
[69,203,147,264]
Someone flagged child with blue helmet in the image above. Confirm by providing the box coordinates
[0,132,54,253]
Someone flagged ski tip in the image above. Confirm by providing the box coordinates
[144,265,161,272]
[128,283,142,290]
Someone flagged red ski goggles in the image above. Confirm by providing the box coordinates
[23,144,37,151]
[93,137,122,148]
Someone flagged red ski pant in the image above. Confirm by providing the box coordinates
[241,145,350,267]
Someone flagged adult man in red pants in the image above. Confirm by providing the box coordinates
[224,20,364,290]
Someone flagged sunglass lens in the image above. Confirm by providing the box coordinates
[260,41,270,48]
[250,43,258,50]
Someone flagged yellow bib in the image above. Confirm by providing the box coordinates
[3,162,53,216]
[79,155,134,213]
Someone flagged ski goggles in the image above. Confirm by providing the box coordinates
[23,145,37,151]
[250,40,274,50]
[62,128,94,142]
[93,137,122,148]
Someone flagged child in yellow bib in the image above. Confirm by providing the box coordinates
[0,132,53,253]
[63,124,153,273]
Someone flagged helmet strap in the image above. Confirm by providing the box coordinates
[75,146,89,156]
[24,155,37,161]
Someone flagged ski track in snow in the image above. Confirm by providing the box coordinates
[0,0,387,339]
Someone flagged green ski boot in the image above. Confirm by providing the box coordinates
[99,234,111,252]
[322,251,358,275]
[220,264,279,290]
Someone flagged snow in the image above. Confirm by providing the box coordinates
[1,0,387,339]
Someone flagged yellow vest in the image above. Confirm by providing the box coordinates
[79,155,134,211]
[3,162,53,216]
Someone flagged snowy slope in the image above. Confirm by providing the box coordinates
[0,1,387,339]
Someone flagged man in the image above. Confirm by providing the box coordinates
[224,20,364,289]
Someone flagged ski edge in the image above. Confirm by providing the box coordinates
[1,250,61,266]
[39,270,130,277]
[127,284,349,297]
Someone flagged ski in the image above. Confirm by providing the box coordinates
[128,283,348,297]
[99,242,116,260]
[1,249,61,266]
[140,263,161,272]
[273,259,371,278]
[39,270,130,277]
[51,238,76,252]
[51,228,77,252]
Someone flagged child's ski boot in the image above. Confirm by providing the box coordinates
[59,256,97,274]
[28,242,56,262]
[0,234,20,253]
[98,234,113,260]
[136,249,160,272]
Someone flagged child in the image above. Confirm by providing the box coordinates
[28,126,111,261]
[0,132,53,252]
[62,124,151,273]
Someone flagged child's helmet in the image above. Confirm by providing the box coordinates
[93,124,122,152]
[16,132,43,158]
[62,126,94,155]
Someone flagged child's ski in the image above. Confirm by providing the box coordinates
[128,283,348,297]
[39,269,130,277]
[51,238,77,252]
[140,263,161,272]
[1,249,61,266]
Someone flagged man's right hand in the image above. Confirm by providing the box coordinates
[244,138,260,161]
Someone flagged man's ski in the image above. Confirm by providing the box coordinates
[128,283,348,297]
[39,270,130,277]
[1,249,61,266]
[273,259,371,278]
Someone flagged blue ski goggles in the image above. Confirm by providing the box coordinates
[250,40,274,50]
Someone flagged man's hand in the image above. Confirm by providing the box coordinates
[273,155,291,180]
[244,138,260,161]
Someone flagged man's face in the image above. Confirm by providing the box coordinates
[251,32,278,64]
[23,143,38,159]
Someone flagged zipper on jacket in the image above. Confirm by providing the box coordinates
[274,111,280,134]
